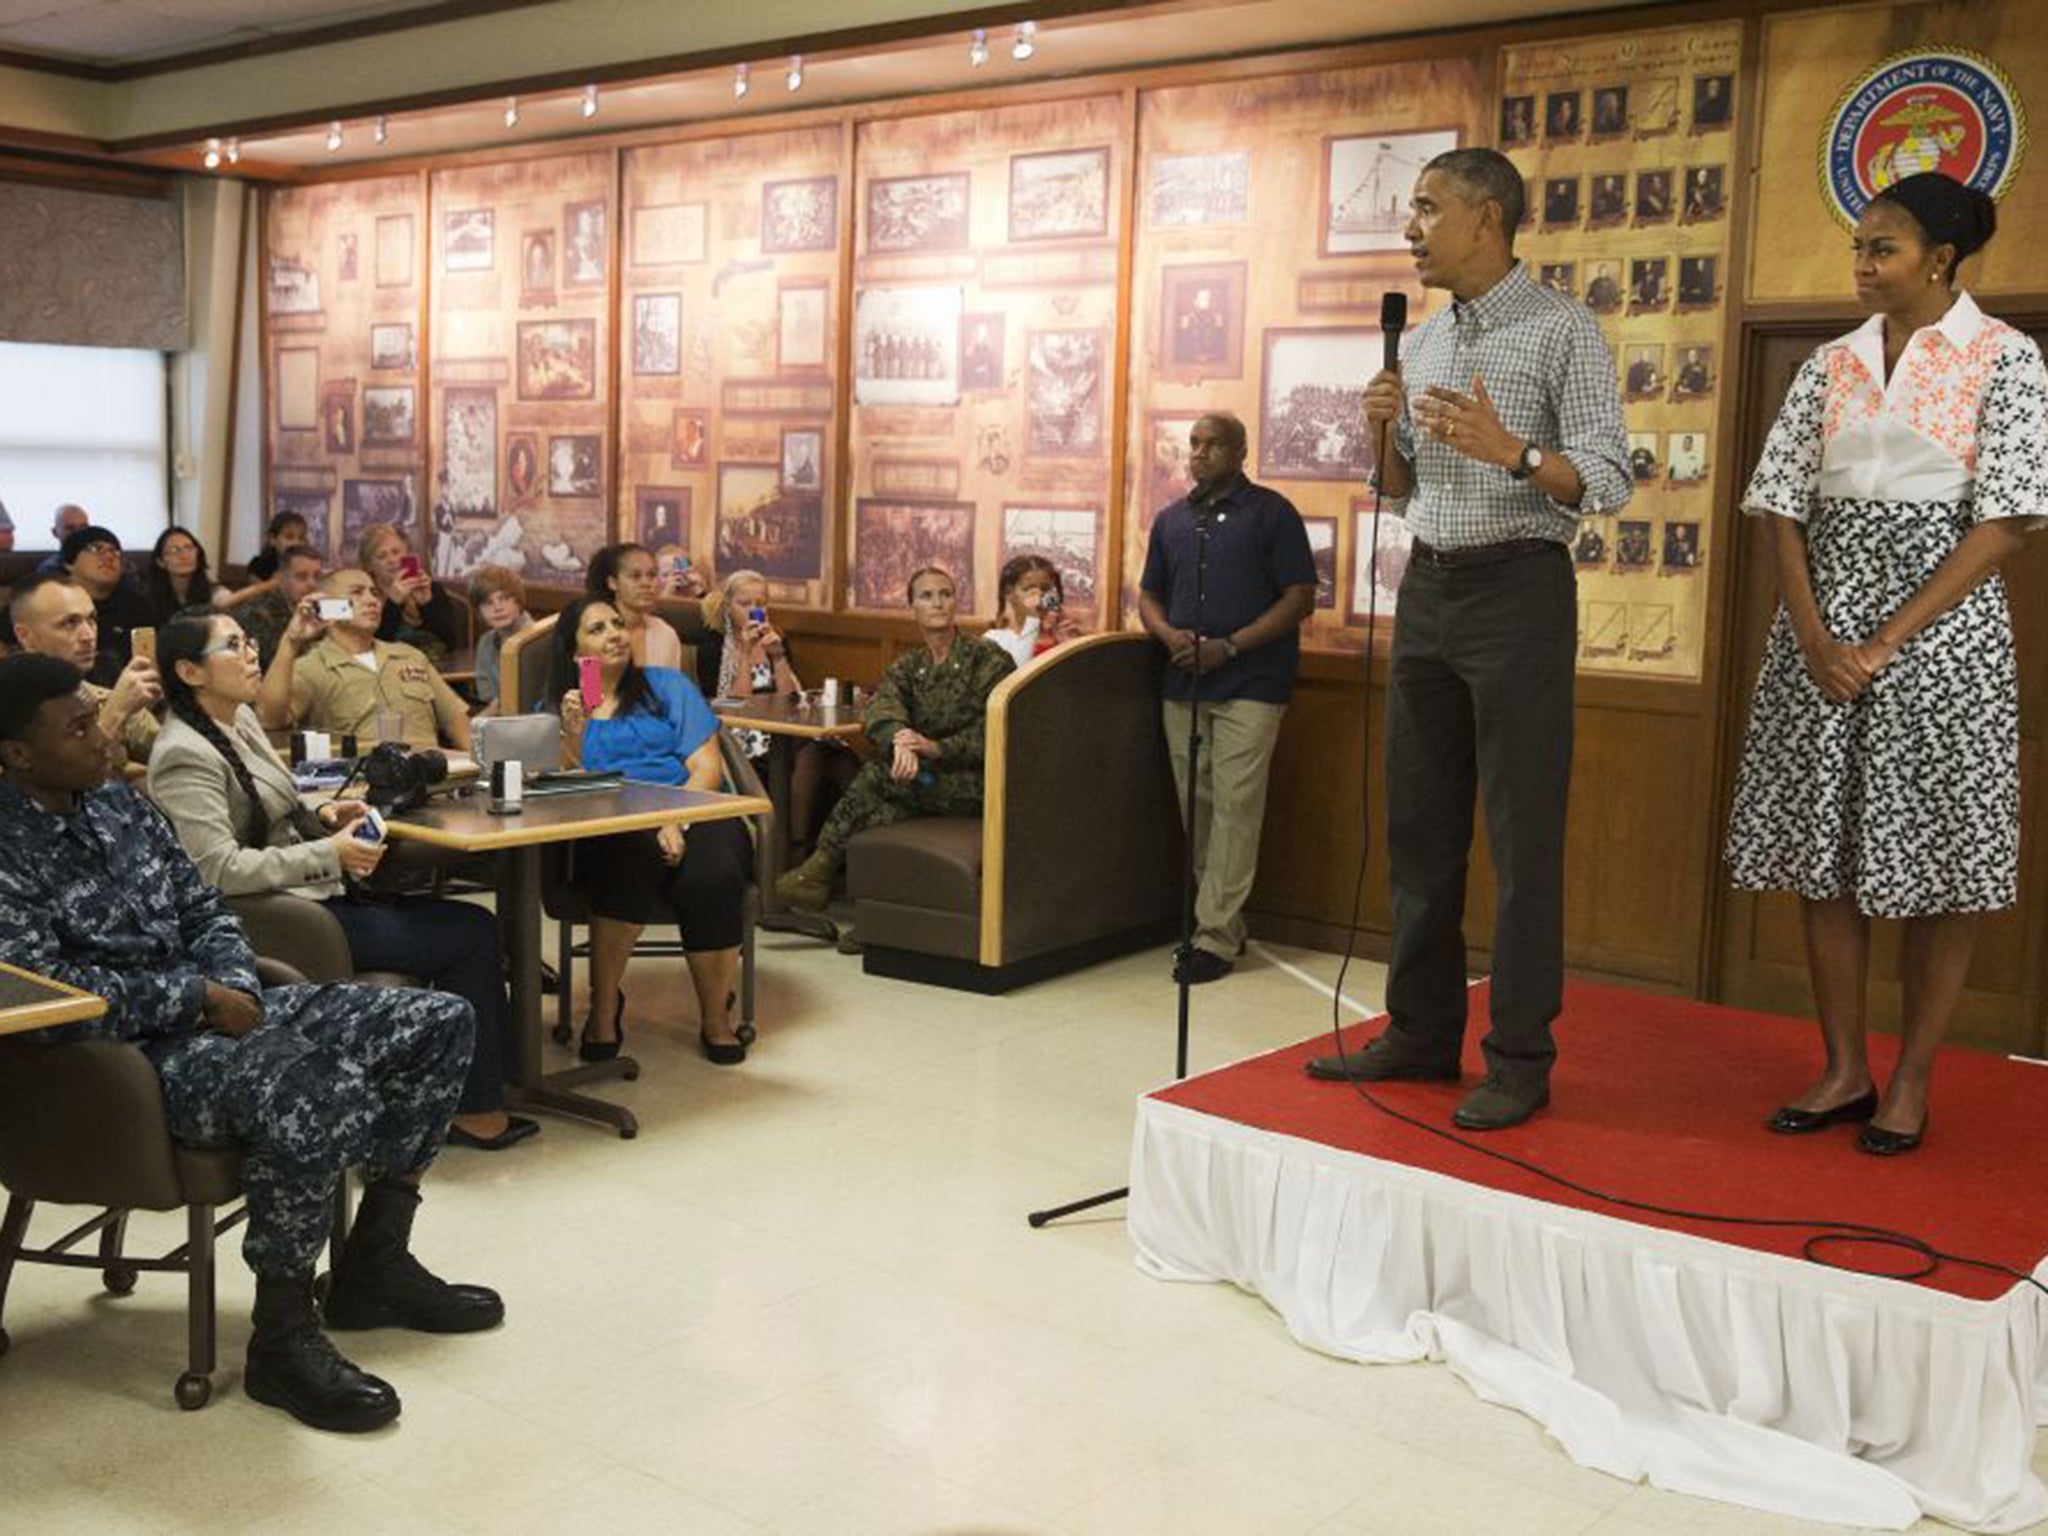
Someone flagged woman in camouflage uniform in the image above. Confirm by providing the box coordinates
[774,566,1014,911]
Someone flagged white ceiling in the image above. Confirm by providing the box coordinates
[0,0,465,66]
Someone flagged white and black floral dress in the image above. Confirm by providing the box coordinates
[1726,293,2048,917]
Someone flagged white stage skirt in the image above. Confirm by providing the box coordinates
[1129,1096,2048,1532]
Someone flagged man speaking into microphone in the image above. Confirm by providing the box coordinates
[1139,414,1316,985]
[1306,147,1629,1128]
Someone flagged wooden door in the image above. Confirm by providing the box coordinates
[1712,321,2048,1055]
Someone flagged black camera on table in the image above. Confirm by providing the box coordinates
[360,741,448,814]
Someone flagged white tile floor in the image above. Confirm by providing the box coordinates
[2,932,2040,1534]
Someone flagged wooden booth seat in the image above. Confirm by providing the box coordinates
[848,632,1182,994]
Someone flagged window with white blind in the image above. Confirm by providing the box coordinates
[0,341,169,551]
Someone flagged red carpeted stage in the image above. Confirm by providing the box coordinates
[1128,981,2048,1533]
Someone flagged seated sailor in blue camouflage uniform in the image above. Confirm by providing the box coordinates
[0,652,503,1434]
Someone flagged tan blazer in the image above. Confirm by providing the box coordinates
[147,705,344,900]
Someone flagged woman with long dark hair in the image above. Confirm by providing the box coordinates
[146,610,532,1150]
[550,594,752,1065]
[146,527,219,624]
[1727,172,2047,1155]
[586,542,685,670]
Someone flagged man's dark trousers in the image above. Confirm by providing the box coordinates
[1382,541,1575,1084]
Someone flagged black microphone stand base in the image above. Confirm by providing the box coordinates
[1027,1185,1129,1228]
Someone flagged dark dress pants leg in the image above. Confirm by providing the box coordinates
[1382,562,1477,1065]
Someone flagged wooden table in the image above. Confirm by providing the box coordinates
[384,780,770,1138]
[439,648,477,686]
[0,960,106,1039]
[711,694,866,941]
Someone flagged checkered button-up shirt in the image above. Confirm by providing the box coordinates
[1392,262,1631,548]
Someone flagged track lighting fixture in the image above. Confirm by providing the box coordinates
[786,54,803,91]
[326,120,343,151]
[733,61,750,99]
[202,139,221,169]
[374,115,389,145]
[581,84,599,119]
[1013,20,1037,61]
[504,97,520,129]
[225,138,240,165]
[969,28,988,67]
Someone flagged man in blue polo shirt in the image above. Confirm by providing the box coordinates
[1139,413,1317,984]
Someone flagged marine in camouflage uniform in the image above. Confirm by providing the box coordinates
[0,654,502,1433]
[774,633,1013,909]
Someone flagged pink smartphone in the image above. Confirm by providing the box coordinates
[578,654,602,713]
[398,554,423,583]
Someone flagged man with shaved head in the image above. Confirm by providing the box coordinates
[7,571,160,770]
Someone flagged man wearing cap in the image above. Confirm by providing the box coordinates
[58,525,154,686]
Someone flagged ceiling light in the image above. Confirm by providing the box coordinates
[225,138,240,166]
[503,97,520,129]
[969,28,988,67]
[325,120,343,151]
[374,115,388,145]
[580,83,599,119]
[786,53,803,92]
[202,138,221,169]
[1012,20,1037,61]
[733,62,750,99]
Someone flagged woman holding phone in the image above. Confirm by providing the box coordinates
[551,595,753,1065]
[699,569,857,861]
[357,523,465,666]
[587,542,685,670]
[146,610,531,1150]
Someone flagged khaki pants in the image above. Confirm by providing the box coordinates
[1161,696,1286,960]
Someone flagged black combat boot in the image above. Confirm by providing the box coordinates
[323,1178,504,1334]
[245,1272,401,1432]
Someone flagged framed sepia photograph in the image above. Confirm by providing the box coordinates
[1537,261,1577,298]
[761,176,838,253]
[267,255,321,316]
[1302,516,1338,610]
[1141,411,1204,517]
[1628,431,1662,483]
[1544,90,1583,141]
[777,279,828,373]
[563,201,607,288]
[1666,430,1709,484]
[633,292,682,376]
[1584,258,1624,313]
[1671,344,1716,401]
[1260,328,1376,481]
[866,173,971,254]
[1615,519,1654,568]
[320,380,355,456]
[505,433,540,504]
[853,499,974,610]
[1591,84,1630,138]
[1623,344,1664,400]
[1692,73,1734,131]
[336,231,359,283]
[547,434,602,499]
[853,285,961,407]
[1683,164,1726,223]
[1323,129,1458,255]
[1678,255,1720,309]
[1663,520,1702,570]
[1158,261,1246,380]
[342,478,413,553]
[275,347,320,430]
[670,408,708,469]
[1002,504,1100,613]
[369,323,414,373]
[1635,169,1674,225]
[1025,329,1106,458]
[958,311,1005,392]
[1630,257,1670,312]
[780,427,824,494]
[272,488,331,554]
[1008,147,1111,243]
[360,385,415,447]
[1542,176,1581,228]
[1573,518,1610,567]
[721,463,823,582]
[375,214,414,288]
[632,202,706,267]
[443,208,494,273]
[1147,150,1250,228]
[1499,95,1535,148]
[441,389,497,518]
[1589,173,1628,226]
[517,318,597,400]
[519,229,555,306]
[1350,505,1414,624]
[636,487,690,553]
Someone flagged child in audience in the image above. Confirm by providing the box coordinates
[984,554,1080,668]
[466,564,533,711]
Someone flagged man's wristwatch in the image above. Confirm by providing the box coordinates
[1510,442,1545,481]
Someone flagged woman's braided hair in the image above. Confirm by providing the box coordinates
[158,612,272,846]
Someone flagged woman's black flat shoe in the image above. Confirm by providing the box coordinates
[699,1029,746,1066]
[447,1114,540,1151]
[1766,1088,1879,1135]
[1857,1118,1926,1156]
[579,989,626,1063]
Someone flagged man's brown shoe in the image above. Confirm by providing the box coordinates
[1305,1033,1461,1083]
[1451,1074,1550,1130]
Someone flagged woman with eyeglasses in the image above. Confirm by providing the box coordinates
[146,610,532,1151]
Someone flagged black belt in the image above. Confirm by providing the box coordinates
[1410,537,1562,569]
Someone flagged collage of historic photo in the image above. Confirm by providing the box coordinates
[617,124,843,612]
[845,94,1125,622]
[263,174,426,565]
[425,151,615,586]
[1500,21,1742,680]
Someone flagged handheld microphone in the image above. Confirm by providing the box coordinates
[1380,291,1408,372]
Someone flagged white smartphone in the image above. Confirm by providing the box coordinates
[316,597,353,622]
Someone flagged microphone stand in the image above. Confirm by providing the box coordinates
[1028,490,1212,1227]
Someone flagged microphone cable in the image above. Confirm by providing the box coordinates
[1324,389,2046,1303]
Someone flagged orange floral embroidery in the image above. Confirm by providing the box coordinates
[1820,319,2017,475]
